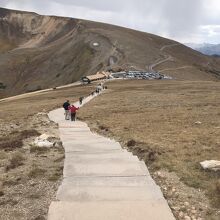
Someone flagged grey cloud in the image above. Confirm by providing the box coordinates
[159,0,204,37]
[0,0,220,43]
[53,0,125,11]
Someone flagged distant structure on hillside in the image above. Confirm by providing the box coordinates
[81,71,111,84]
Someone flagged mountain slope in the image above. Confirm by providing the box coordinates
[0,7,220,98]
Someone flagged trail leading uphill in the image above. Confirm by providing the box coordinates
[48,93,175,220]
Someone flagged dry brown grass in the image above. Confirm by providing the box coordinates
[0,183,4,197]
[28,165,46,178]
[0,84,94,123]
[30,145,49,154]
[79,79,220,210]
[6,152,25,171]
[0,129,40,151]
[216,180,220,195]
[48,165,63,182]
[1,79,219,218]
[213,180,220,206]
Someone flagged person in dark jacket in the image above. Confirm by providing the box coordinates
[68,105,79,121]
[79,97,84,105]
[63,100,70,120]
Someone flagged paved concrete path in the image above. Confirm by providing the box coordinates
[47,93,175,220]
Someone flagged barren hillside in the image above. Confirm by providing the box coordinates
[0,7,220,98]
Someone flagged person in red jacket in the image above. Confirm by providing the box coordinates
[68,105,79,121]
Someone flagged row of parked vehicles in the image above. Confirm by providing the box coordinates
[81,71,172,84]
[111,71,172,80]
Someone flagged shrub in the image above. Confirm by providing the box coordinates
[30,145,49,154]
[0,190,4,197]
[48,172,60,181]
[0,138,23,150]
[34,215,46,220]
[0,129,40,151]
[6,152,25,170]
[127,139,136,147]
[216,180,220,195]
[0,82,6,89]
[28,165,46,178]
[99,125,109,131]
[19,129,41,139]
[0,183,4,197]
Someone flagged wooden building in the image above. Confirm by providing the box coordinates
[81,71,111,84]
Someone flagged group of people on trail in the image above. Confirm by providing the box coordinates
[63,100,79,121]
[63,83,107,121]
[95,82,107,94]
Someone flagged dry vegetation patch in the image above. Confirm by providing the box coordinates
[6,152,25,171]
[79,80,220,219]
[0,129,40,151]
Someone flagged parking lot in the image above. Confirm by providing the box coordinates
[111,71,172,80]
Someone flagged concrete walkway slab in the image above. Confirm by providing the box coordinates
[65,152,140,162]
[63,161,148,178]
[47,93,175,220]
[62,138,121,146]
[63,142,122,152]
[62,144,125,153]
[57,185,164,202]
[48,201,175,220]
[61,176,153,187]
[61,135,120,144]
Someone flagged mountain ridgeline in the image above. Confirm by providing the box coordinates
[0,7,220,98]
[186,43,220,56]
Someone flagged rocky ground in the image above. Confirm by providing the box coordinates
[0,112,64,220]
[152,170,218,220]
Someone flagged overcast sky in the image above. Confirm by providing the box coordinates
[0,0,220,44]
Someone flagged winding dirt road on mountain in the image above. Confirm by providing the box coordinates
[148,55,174,72]
[148,44,178,72]
[158,66,193,73]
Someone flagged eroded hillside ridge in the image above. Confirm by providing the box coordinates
[0,7,220,98]
[0,7,77,48]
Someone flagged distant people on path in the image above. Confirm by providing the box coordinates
[79,96,84,105]
[63,100,70,120]
[101,82,104,90]
[89,91,95,96]
[68,105,79,121]
[96,84,103,94]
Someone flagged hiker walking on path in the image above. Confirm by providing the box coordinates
[63,100,70,120]
[96,84,103,94]
[79,97,84,105]
[68,105,79,121]
[101,81,104,90]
